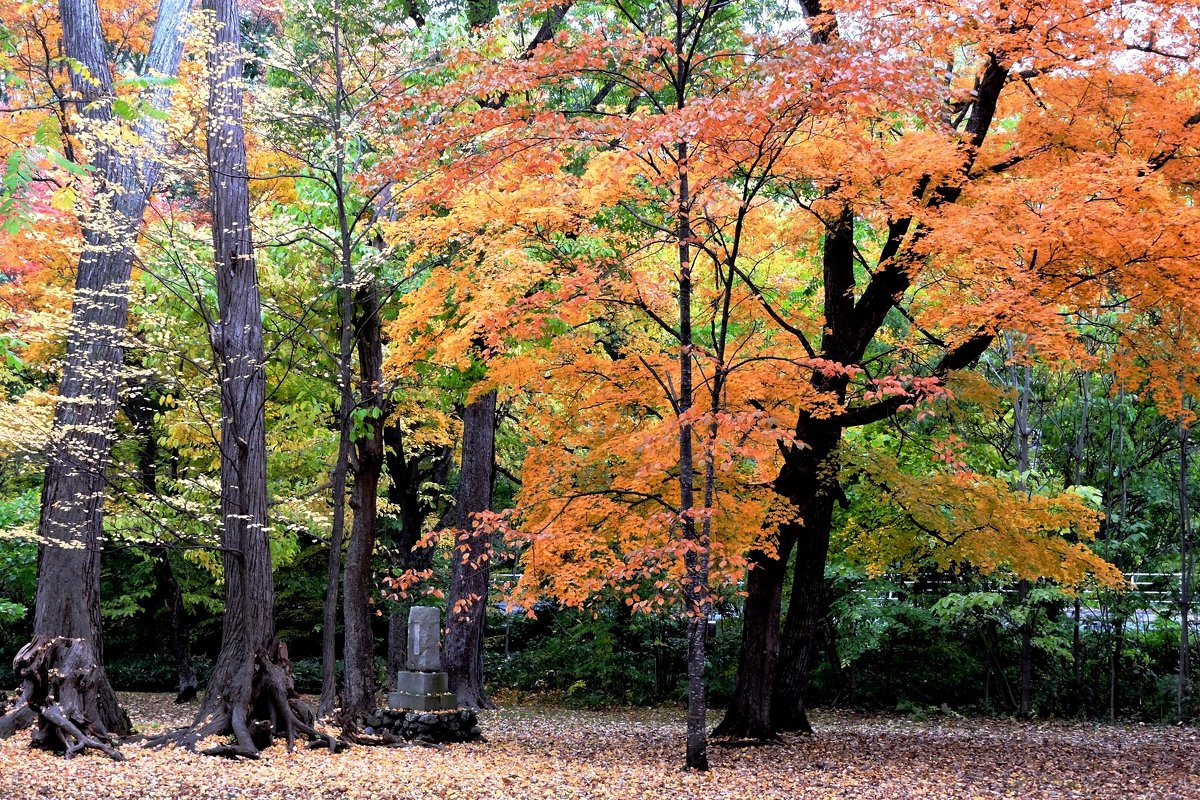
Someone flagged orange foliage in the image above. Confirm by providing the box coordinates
[378,0,1200,611]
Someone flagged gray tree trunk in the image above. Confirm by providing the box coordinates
[1179,418,1192,719]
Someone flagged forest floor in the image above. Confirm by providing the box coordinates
[0,692,1196,799]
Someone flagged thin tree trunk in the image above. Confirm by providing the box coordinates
[1071,369,1090,714]
[341,280,387,724]
[317,13,358,714]
[0,0,189,754]
[317,430,348,719]
[151,547,199,703]
[444,390,497,710]
[1017,580,1034,718]
[1179,417,1192,719]
[1007,333,1036,719]
[670,134,709,771]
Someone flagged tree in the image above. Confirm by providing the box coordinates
[723,0,1200,739]
[156,0,333,756]
[0,0,189,758]
[249,0,419,725]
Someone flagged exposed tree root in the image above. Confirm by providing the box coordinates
[0,636,127,760]
[147,640,341,758]
[711,710,782,744]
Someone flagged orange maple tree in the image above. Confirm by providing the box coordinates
[378,0,1200,748]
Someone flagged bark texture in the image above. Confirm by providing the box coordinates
[444,390,497,710]
[154,0,331,756]
[341,282,387,724]
[0,0,190,754]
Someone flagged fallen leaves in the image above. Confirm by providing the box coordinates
[0,694,1196,799]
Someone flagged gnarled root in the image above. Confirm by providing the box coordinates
[0,636,127,760]
[148,639,344,758]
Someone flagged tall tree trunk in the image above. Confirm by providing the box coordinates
[444,390,497,709]
[1071,369,1090,714]
[317,424,349,719]
[317,2,361,721]
[1007,334,1036,719]
[151,547,199,704]
[160,0,330,756]
[716,12,1004,740]
[1179,417,1192,720]
[722,200,854,741]
[0,0,189,755]
[1017,580,1034,718]
[671,136,709,771]
[341,282,387,724]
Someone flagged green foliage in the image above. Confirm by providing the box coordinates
[485,605,740,708]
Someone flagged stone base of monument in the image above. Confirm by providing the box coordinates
[389,670,457,711]
[364,707,483,744]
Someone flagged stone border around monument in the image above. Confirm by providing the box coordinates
[363,708,483,744]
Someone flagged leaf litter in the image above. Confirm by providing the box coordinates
[0,693,1195,799]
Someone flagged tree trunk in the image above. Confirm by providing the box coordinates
[1007,334,1036,719]
[670,137,709,771]
[0,0,189,755]
[444,390,497,709]
[1070,369,1090,714]
[712,531,793,741]
[341,281,387,724]
[716,418,840,740]
[1179,418,1192,720]
[317,426,348,719]
[1017,580,1034,718]
[157,0,331,756]
[151,548,198,704]
[771,488,835,733]
[127,369,198,703]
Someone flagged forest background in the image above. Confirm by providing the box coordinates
[0,0,1196,769]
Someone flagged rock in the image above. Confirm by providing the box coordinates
[418,713,438,724]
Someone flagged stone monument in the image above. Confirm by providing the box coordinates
[388,606,457,711]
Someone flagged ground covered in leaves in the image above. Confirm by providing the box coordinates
[0,693,1196,799]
